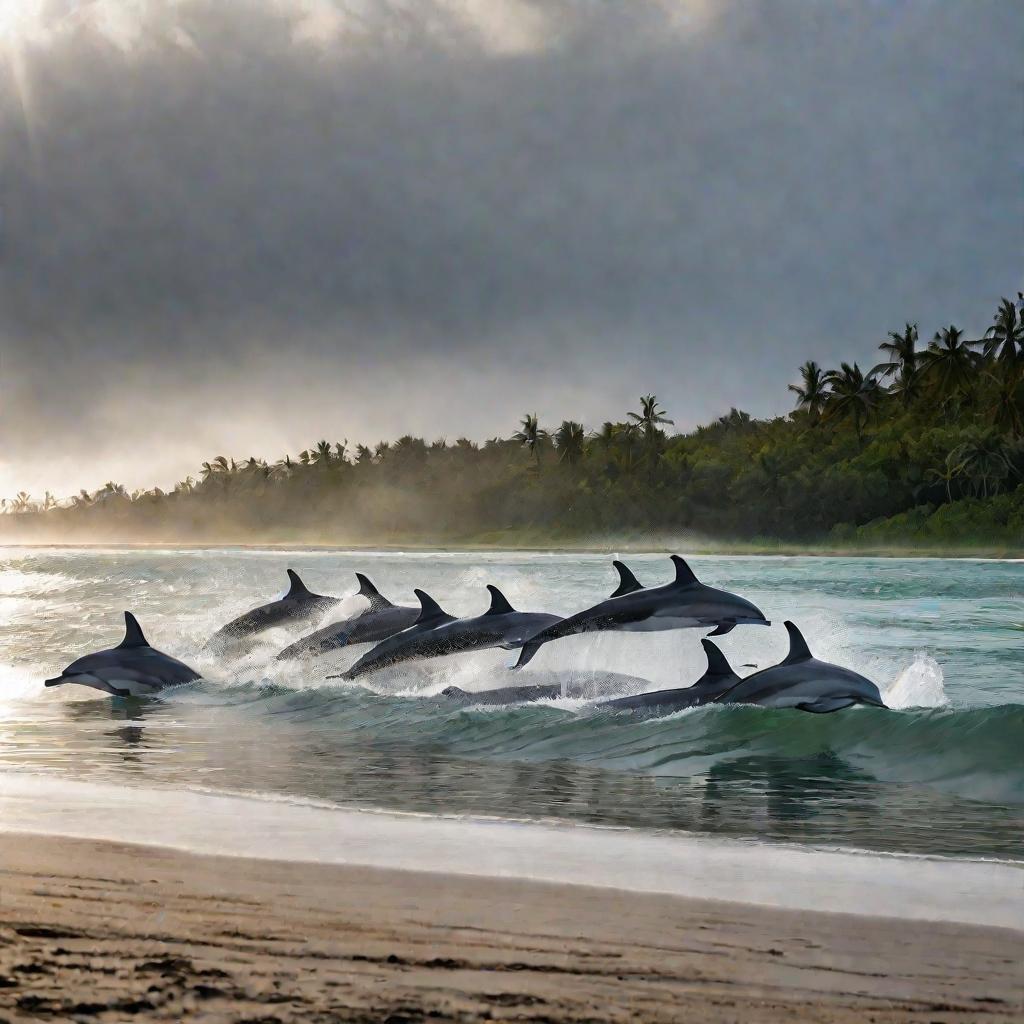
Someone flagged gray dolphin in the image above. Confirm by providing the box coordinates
[599,639,740,713]
[514,556,769,669]
[336,586,561,681]
[207,569,339,651]
[276,573,418,660]
[45,612,201,697]
[441,667,651,707]
[714,621,887,714]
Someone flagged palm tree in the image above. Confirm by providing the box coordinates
[872,323,919,380]
[926,450,968,502]
[355,444,373,465]
[823,362,878,441]
[513,413,549,467]
[920,326,980,409]
[628,394,674,438]
[312,440,333,466]
[953,431,1012,498]
[591,421,618,456]
[982,298,1024,369]
[13,491,35,513]
[788,360,827,419]
[334,440,349,463]
[554,421,586,465]
[618,421,640,472]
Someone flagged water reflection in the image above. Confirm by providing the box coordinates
[0,694,1015,860]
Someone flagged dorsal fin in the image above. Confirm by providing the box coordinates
[485,585,515,615]
[285,569,312,599]
[782,621,813,664]
[413,589,451,625]
[700,638,734,677]
[670,555,699,586]
[119,612,149,649]
[355,572,392,608]
[610,560,642,597]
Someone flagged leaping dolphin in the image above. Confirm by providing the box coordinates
[599,639,740,713]
[514,555,769,669]
[331,588,456,680]
[45,612,201,697]
[714,621,887,714]
[336,586,561,681]
[276,573,418,660]
[207,569,339,652]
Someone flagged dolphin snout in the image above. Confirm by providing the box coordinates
[44,676,67,687]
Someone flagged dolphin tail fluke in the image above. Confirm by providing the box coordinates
[119,612,150,649]
[609,560,642,597]
[513,640,542,669]
[706,622,735,637]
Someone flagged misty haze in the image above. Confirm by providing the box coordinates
[2,8,1024,1023]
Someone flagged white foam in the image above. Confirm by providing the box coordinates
[0,773,1019,930]
[884,653,948,709]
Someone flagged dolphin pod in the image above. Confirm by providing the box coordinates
[333,585,561,681]
[43,556,888,714]
[45,612,201,697]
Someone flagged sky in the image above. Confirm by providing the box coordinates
[1,0,1021,497]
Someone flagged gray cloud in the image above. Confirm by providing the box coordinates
[1,0,1021,495]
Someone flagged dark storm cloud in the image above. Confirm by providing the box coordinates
[1,0,1021,493]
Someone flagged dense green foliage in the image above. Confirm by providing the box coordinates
[5,296,1024,549]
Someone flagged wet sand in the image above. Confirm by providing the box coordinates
[0,833,1021,1023]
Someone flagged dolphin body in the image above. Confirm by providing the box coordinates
[336,586,561,681]
[514,555,769,669]
[45,612,201,697]
[207,570,339,651]
[599,639,741,713]
[442,667,652,706]
[276,573,418,660]
[715,621,887,714]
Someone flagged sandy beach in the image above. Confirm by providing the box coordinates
[0,833,1020,1024]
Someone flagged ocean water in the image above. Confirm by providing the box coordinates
[1,548,1022,865]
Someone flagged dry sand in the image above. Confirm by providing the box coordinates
[0,832,1021,1023]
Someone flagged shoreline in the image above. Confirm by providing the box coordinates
[2,539,1024,559]
[1,775,1021,930]
[1,832,1021,1023]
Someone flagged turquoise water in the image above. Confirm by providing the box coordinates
[1,549,1022,861]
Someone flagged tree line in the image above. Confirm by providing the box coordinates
[5,295,1024,548]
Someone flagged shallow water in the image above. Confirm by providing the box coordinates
[1,548,1022,862]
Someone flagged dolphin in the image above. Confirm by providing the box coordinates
[335,586,561,681]
[45,612,201,697]
[276,573,418,660]
[714,621,887,714]
[441,667,652,706]
[599,639,741,713]
[514,555,769,669]
[207,569,339,651]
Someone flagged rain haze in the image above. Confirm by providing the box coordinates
[1,0,1021,497]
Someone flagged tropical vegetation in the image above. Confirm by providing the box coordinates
[5,296,1024,551]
